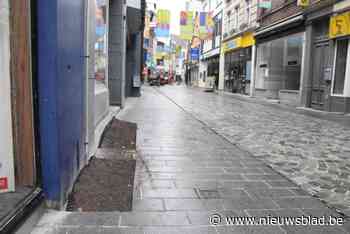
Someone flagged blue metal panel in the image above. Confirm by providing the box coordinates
[37,0,86,206]
[37,0,61,203]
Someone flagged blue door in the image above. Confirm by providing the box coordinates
[37,0,86,206]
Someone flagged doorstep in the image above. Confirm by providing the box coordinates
[0,188,44,233]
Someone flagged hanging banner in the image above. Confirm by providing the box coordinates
[207,12,215,39]
[193,12,215,40]
[180,11,194,40]
[155,9,170,37]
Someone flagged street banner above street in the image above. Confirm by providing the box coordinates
[180,11,194,40]
[194,12,214,40]
[155,9,170,37]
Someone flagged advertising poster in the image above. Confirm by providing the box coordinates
[155,9,170,37]
[180,11,194,40]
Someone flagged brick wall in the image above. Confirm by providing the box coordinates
[258,0,303,27]
[258,0,338,28]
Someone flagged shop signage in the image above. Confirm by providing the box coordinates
[191,48,200,61]
[297,0,309,7]
[329,12,350,39]
[201,47,220,60]
[222,33,255,53]
[258,0,272,9]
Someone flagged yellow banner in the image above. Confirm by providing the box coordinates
[180,11,194,41]
[329,12,350,39]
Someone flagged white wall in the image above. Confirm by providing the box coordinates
[223,0,259,38]
[0,0,15,192]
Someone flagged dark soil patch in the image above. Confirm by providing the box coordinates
[67,118,137,212]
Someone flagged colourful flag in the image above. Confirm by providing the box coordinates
[180,11,194,40]
[155,9,170,37]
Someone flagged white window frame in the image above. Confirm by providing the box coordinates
[246,0,251,26]
[331,38,350,97]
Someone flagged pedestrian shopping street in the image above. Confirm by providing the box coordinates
[32,86,350,234]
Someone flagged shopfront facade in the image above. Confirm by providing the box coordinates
[199,48,221,89]
[254,30,305,104]
[222,32,255,95]
[301,0,350,113]
[0,1,42,232]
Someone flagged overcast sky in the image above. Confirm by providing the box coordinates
[146,0,202,35]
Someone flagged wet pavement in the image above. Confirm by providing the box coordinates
[31,85,350,233]
[157,85,350,217]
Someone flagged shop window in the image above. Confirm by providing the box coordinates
[332,39,349,95]
[255,33,303,93]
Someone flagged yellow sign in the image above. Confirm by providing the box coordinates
[222,32,255,54]
[297,0,309,7]
[329,12,350,39]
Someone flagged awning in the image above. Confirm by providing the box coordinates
[254,14,304,38]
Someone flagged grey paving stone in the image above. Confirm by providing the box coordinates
[60,213,120,226]
[243,174,289,181]
[175,180,223,189]
[274,197,327,209]
[266,180,300,188]
[141,180,176,189]
[164,199,224,211]
[217,189,251,199]
[142,189,197,198]
[100,227,144,234]
[187,210,244,225]
[133,199,165,211]
[223,197,279,210]
[120,212,190,226]
[222,181,270,189]
[143,226,217,234]
[56,227,101,234]
[244,189,296,199]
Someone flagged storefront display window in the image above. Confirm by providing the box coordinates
[95,0,108,84]
[224,47,251,94]
[332,39,348,95]
[255,32,303,94]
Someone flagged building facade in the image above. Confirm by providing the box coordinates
[220,0,259,95]
[253,0,305,105]
[0,0,40,232]
[301,0,350,113]
[197,0,223,89]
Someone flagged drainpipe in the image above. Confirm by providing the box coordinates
[250,44,257,97]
